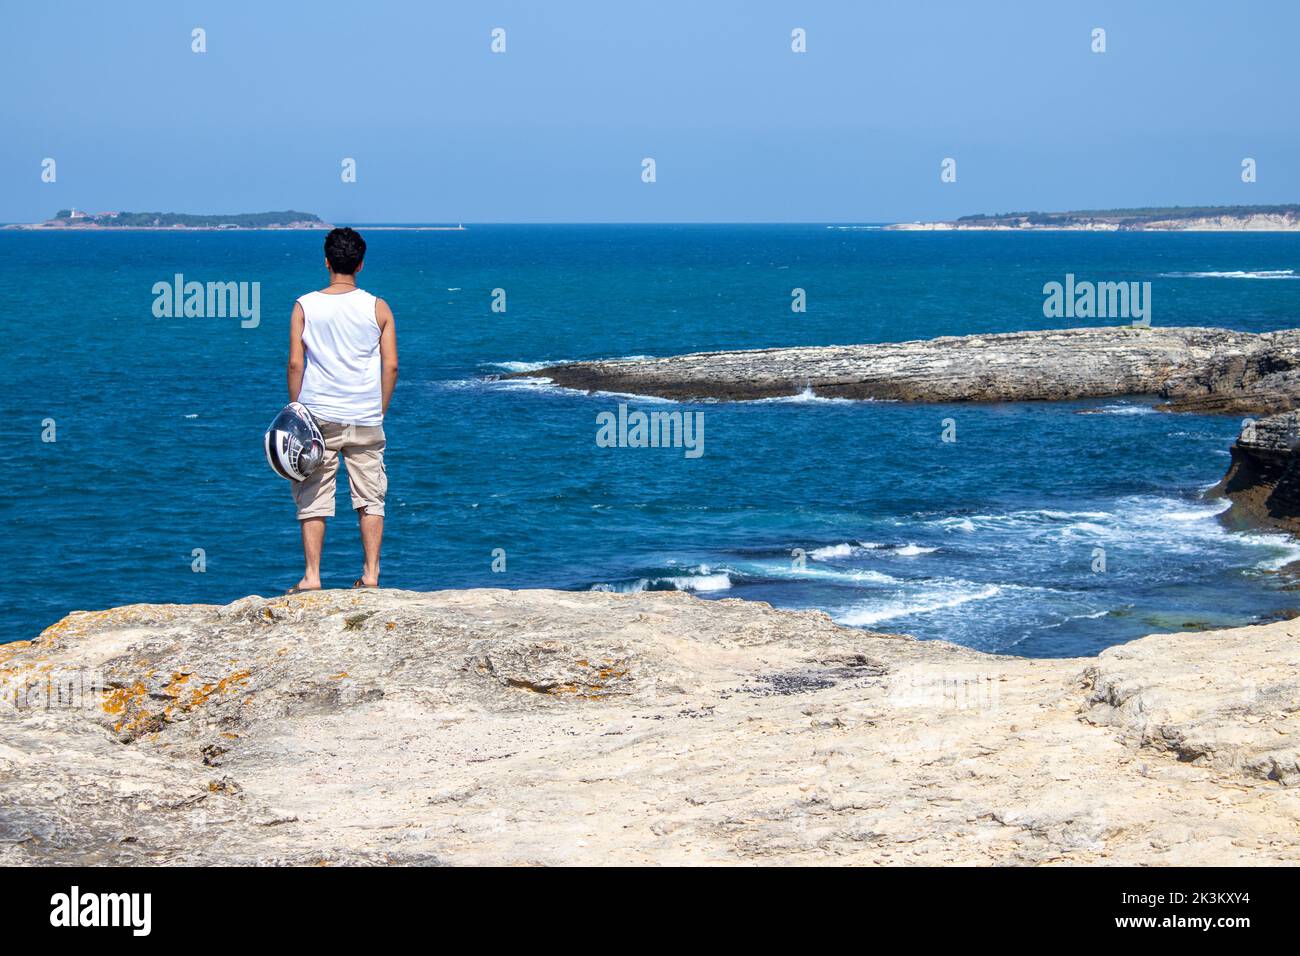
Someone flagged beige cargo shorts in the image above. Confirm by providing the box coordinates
[292,420,387,519]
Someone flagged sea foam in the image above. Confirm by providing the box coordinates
[1159,269,1297,279]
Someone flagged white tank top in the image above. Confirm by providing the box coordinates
[296,288,383,426]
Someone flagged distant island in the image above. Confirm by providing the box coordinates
[5,209,330,230]
[888,203,1300,232]
[4,210,468,231]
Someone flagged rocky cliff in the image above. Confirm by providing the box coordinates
[3,589,1299,865]
[511,326,1300,411]
[1215,411,1300,533]
[887,206,1300,232]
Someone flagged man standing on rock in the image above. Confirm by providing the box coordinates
[286,227,398,591]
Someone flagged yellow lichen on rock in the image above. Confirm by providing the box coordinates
[37,603,213,645]
[101,682,147,717]
[185,670,251,711]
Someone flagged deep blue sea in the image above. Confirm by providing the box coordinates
[4,225,1299,655]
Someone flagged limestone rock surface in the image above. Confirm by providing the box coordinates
[511,326,1300,413]
[3,588,1299,866]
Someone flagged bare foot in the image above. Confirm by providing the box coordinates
[292,576,321,593]
[353,576,379,588]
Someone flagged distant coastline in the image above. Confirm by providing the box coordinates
[888,203,1300,232]
[2,209,467,231]
[10,206,1298,231]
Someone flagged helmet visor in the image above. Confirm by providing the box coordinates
[269,405,317,446]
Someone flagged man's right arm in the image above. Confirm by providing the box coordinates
[287,302,305,401]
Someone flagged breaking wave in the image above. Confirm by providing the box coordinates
[591,569,733,594]
[1083,403,1158,416]
[1159,269,1297,280]
[835,582,1007,627]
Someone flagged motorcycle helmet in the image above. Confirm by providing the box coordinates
[264,401,325,481]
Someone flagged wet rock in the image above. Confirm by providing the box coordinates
[1214,410,1300,532]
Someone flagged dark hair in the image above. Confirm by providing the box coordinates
[324,227,366,275]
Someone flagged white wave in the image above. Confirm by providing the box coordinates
[1159,269,1298,279]
[960,508,1112,523]
[937,517,976,533]
[807,541,908,560]
[920,499,1282,552]
[465,373,684,404]
[1164,499,1231,521]
[1070,496,1300,564]
[590,570,732,594]
[590,580,646,594]
[661,572,732,592]
[1032,607,1113,633]
[1255,553,1300,572]
[492,375,558,393]
[587,389,680,404]
[1116,495,1234,524]
[810,543,854,560]
[490,354,656,375]
[1058,521,1110,539]
[812,540,935,557]
[751,386,862,405]
[1240,533,1300,570]
[749,563,899,585]
[836,584,1004,627]
[929,508,1114,537]
[681,556,902,586]
[894,544,938,556]
[487,359,572,373]
[1089,404,1157,416]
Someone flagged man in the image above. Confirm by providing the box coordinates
[286,227,398,591]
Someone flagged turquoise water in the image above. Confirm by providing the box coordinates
[4,226,1299,655]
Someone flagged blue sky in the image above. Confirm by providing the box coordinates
[1,0,1296,223]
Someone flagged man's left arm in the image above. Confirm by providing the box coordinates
[377,297,398,415]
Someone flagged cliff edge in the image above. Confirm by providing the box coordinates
[1216,410,1300,533]
[3,588,1298,865]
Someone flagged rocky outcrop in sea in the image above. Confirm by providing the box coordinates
[513,325,1300,528]
[1217,410,1300,532]
[511,326,1300,411]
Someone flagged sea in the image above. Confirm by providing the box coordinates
[3,225,1299,656]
